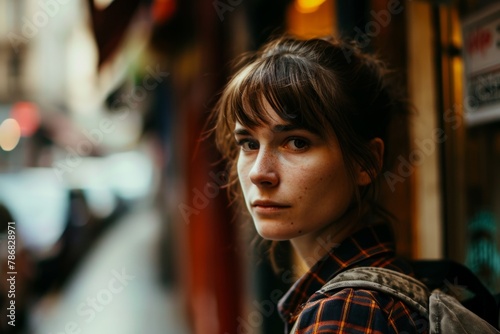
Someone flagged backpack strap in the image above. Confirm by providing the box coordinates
[429,289,500,333]
[411,259,500,329]
[289,266,430,334]
[320,266,430,317]
[290,267,430,334]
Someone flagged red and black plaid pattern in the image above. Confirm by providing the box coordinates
[278,223,429,334]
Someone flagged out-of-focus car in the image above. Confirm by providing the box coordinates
[0,149,155,332]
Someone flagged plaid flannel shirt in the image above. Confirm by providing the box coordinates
[278,223,429,334]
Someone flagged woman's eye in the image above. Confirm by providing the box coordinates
[237,139,259,151]
[286,138,309,151]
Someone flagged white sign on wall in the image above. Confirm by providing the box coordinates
[462,3,500,126]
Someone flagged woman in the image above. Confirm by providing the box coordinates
[213,36,428,333]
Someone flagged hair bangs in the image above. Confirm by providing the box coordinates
[227,55,331,137]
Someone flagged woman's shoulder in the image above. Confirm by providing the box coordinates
[294,287,428,333]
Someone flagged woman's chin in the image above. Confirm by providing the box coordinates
[255,224,297,241]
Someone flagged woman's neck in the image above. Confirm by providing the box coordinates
[290,203,372,270]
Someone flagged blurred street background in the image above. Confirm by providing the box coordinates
[0,0,500,333]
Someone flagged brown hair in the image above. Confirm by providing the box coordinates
[212,35,402,269]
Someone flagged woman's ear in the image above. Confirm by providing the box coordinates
[357,138,385,186]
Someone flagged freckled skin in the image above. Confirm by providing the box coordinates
[235,106,358,254]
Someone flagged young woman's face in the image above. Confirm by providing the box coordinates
[235,105,356,241]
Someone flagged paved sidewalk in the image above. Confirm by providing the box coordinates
[31,204,189,334]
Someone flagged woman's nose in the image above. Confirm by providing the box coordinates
[249,149,279,188]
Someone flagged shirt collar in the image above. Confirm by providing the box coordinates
[277,222,396,324]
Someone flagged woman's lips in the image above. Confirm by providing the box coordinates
[251,200,291,214]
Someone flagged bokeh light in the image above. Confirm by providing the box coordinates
[0,118,22,151]
[10,101,41,137]
[295,0,327,13]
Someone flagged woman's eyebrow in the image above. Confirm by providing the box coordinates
[233,128,251,136]
[272,124,303,133]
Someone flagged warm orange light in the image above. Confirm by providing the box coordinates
[152,0,176,23]
[0,118,21,151]
[287,0,335,38]
[10,101,40,137]
[295,0,327,13]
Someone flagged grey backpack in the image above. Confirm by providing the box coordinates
[290,266,500,334]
